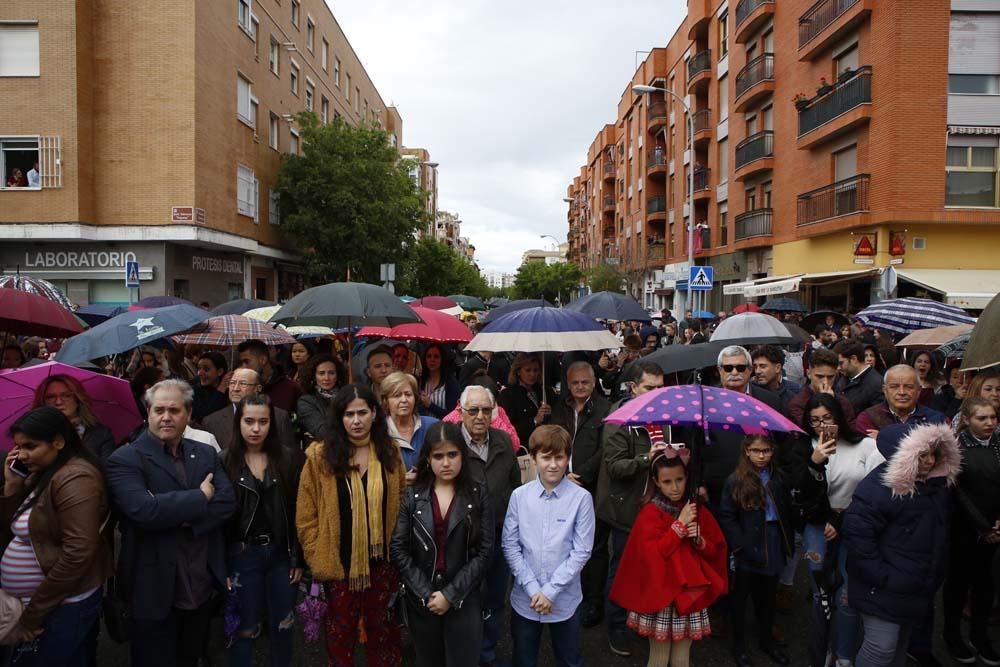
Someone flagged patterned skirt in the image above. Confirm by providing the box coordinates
[627,604,711,642]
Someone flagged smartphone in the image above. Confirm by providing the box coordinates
[8,458,29,478]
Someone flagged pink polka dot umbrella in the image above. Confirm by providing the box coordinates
[604,384,804,435]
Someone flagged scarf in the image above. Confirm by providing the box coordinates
[317,387,337,400]
[651,493,681,517]
[347,437,385,592]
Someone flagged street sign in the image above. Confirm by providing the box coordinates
[380,263,396,282]
[125,261,141,288]
[688,265,713,291]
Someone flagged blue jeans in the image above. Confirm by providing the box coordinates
[803,523,859,662]
[227,543,297,667]
[511,608,583,667]
[856,614,912,667]
[604,527,629,635]
[10,588,101,667]
[480,525,510,665]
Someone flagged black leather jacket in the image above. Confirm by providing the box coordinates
[390,483,494,609]
[224,452,304,569]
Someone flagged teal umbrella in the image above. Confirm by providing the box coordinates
[448,294,486,311]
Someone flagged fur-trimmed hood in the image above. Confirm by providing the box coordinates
[881,422,961,498]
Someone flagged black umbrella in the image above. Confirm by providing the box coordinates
[210,298,276,316]
[268,282,422,329]
[801,310,850,332]
[485,297,509,309]
[638,341,728,375]
[55,304,211,365]
[481,299,554,324]
[564,291,651,322]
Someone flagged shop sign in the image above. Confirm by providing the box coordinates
[853,258,875,265]
[889,258,904,265]
[191,255,243,274]
[889,231,906,256]
[172,207,207,225]
[23,250,138,268]
[853,234,877,257]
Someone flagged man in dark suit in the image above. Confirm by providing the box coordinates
[106,379,236,667]
[202,367,296,450]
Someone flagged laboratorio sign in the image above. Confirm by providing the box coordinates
[23,251,139,269]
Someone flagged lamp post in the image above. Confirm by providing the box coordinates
[633,84,695,316]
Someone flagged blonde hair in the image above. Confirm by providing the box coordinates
[507,352,542,387]
[380,371,418,407]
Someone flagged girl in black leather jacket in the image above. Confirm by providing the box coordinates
[390,422,493,667]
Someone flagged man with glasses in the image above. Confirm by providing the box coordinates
[201,368,296,450]
[459,385,520,667]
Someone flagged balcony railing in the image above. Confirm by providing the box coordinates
[799,0,861,48]
[797,174,870,226]
[647,196,667,214]
[647,149,668,170]
[736,0,775,27]
[693,109,712,134]
[735,53,775,98]
[603,195,614,210]
[735,130,774,169]
[602,223,615,238]
[735,208,773,240]
[648,243,666,260]
[798,66,872,136]
[688,168,711,193]
[648,102,667,122]
[603,162,615,178]
[687,49,712,80]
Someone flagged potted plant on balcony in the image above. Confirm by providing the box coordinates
[838,66,855,83]
[816,77,833,96]
[792,93,810,111]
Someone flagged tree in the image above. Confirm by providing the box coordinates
[512,261,582,304]
[396,237,490,298]
[586,263,625,293]
[278,113,429,284]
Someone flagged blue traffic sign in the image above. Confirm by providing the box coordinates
[689,265,714,291]
[125,261,141,289]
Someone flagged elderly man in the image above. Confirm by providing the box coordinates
[202,368,296,450]
[856,364,947,438]
[237,339,301,413]
[458,385,520,667]
[106,379,236,667]
[834,339,885,414]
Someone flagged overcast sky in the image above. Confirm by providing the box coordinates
[327,0,686,272]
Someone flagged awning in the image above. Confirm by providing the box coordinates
[895,268,1000,309]
[799,268,881,285]
[724,274,803,297]
[744,276,803,298]
[948,125,1000,135]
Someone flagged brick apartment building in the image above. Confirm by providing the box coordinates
[400,147,440,238]
[0,0,401,306]
[566,0,1000,316]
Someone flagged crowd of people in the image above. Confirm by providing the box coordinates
[0,310,998,667]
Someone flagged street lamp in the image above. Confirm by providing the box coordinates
[632,84,695,315]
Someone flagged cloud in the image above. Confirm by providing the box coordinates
[327,0,685,271]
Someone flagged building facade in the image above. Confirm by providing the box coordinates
[0,0,400,306]
[566,0,1000,316]
[400,147,439,237]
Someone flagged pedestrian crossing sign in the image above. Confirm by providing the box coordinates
[125,261,140,288]
[689,265,713,291]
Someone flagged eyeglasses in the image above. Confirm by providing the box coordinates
[747,448,774,457]
[809,415,836,426]
[721,364,749,373]
[462,406,493,416]
[229,381,257,388]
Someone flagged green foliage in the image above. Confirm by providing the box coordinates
[396,237,490,298]
[277,113,430,284]
[512,261,582,304]
[586,263,625,293]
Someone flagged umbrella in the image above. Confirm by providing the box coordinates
[412,296,463,316]
[269,283,422,329]
[710,312,796,346]
[563,291,651,322]
[0,275,73,310]
[0,361,142,452]
[692,310,715,320]
[640,341,728,375]
[605,384,804,435]
[137,295,194,309]
[466,307,621,354]
[210,298,275,317]
[398,295,418,303]
[938,332,970,359]
[481,299,555,324]
[448,294,486,312]
[895,324,975,349]
[761,297,808,313]
[75,305,129,327]
[485,297,509,308]
[356,306,473,344]
[854,297,976,336]
[244,305,336,338]
[173,315,297,347]
[55,304,211,365]
[731,303,761,314]
[0,290,85,338]
[801,310,850,332]
[783,323,813,345]
[962,293,1000,372]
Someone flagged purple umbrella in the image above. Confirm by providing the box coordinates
[605,384,804,435]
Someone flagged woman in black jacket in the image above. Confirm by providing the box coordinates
[390,422,493,667]
[498,353,553,446]
[33,374,116,467]
[296,353,345,443]
[223,394,304,667]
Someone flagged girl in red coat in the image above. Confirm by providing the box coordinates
[610,446,728,667]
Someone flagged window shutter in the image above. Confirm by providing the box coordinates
[237,165,255,217]
[0,23,40,76]
[950,13,1000,75]
[237,77,251,121]
[39,136,62,188]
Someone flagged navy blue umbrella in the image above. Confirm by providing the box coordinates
[75,304,128,327]
[564,291,651,322]
[210,298,275,317]
[481,299,554,324]
[55,304,211,364]
[761,297,808,313]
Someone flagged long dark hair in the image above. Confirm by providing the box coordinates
[802,392,865,444]
[909,350,944,385]
[323,383,397,477]
[729,434,775,512]
[301,353,346,395]
[413,422,481,550]
[223,395,292,492]
[10,407,99,518]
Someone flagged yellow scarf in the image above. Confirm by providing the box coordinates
[347,438,385,592]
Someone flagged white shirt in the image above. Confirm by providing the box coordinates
[184,425,221,452]
[813,436,884,510]
[26,168,39,188]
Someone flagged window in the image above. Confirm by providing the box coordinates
[946,135,999,207]
[321,38,329,71]
[345,74,351,100]
[237,164,256,217]
[269,189,281,225]
[762,28,774,53]
[364,99,369,120]
[718,138,728,182]
[269,38,279,74]
[718,75,729,120]
[321,96,329,123]
[237,0,253,35]
[949,75,1000,95]
[834,144,858,181]
[719,12,729,58]
[719,201,728,245]
[253,177,260,224]
[237,75,256,128]
[306,18,314,51]
[763,181,772,208]
[745,113,758,136]
[354,87,360,112]
[305,80,314,111]
[761,104,773,131]
[0,22,40,76]
[269,113,279,149]
[289,128,299,155]
[745,186,757,210]
[835,44,859,77]
[334,57,341,87]
[291,0,300,28]
[290,61,299,95]
[1,136,61,189]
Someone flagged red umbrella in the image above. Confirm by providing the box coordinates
[413,296,459,310]
[732,303,761,314]
[0,290,84,338]
[357,306,473,343]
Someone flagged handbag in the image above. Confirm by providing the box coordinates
[0,589,24,644]
[516,446,537,485]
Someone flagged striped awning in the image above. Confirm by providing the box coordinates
[948,125,1000,135]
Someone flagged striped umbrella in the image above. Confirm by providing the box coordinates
[760,297,808,313]
[466,307,620,353]
[854,297,976,335]
[938,332,970,359]
[0,275,73,310]
[172,315,296,347]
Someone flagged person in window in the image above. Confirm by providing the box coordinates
[26,162,40,188]
[6,167,27,188]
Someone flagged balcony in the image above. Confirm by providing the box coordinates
[687,49,712,94]
[602,161,615,180]
[798,0,873,61]
[688,168,711,200]
[734,130,774,181]
[647,243,666,261]
[735,208,773,241]
[797,174,870,227]
[647,149,668,176]
[647,102,668,132]
[647,196,667,219]
[797,66,872,148]
[687,0,712,39]
[696,227,712,254]
[602,222,615,239]
[735,0,776,44]
[734,53,775,112]
[692,109,713,146]
[602,195,615,212]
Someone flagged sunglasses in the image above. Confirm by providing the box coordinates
[721,364,749,373]
[462,406,493,416]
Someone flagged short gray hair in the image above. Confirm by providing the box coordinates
[884,364,918,386]
[565,360,596,380]
[460,385,495,408]
[717,345,752,367]
[145,378,194,409]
